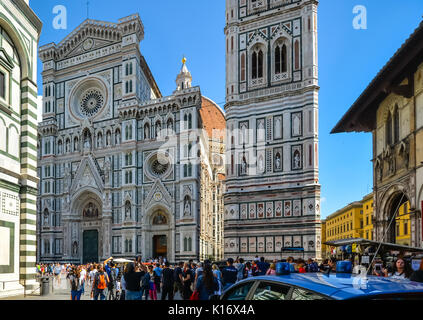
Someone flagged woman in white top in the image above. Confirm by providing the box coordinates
[383,258,410,279]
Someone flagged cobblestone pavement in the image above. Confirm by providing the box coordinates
[1,274,183,300]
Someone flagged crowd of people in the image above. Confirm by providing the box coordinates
[34,254,423,301]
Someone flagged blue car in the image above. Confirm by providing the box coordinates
[220,273,423,300]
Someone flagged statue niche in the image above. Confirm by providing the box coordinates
[83,202,99,219]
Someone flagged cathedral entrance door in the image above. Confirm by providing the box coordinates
[83,230,98,263]
[153,235,167,258]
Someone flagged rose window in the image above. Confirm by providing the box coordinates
[80,89,104,117]
[151,158,169,176]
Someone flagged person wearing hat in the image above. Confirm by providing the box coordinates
[222,258,238,291]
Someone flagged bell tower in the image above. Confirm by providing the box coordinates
[224,0,321,261]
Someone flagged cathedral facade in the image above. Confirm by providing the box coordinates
[224,0,321,260]
[37,14,225,264]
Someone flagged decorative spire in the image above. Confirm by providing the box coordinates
[175,55,192,91]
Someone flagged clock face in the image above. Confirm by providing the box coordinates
[80,89,104,117]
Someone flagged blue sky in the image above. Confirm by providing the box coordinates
[30,0,423,218]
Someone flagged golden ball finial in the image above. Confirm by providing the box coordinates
[182,56,187,64]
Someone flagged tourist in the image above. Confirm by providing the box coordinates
[92,265,109,300]
[69,267,82,300]
[161,261,174,300]
[384,258,411,279]
[141,266,151,300]
[173,261,184,298]
[123,262,144,300]
[153,263,163,294]
[265,263,277,276]
[212,263,223,295]
[182,262,193,300]
[195,263,219,300]
[257,257,270,275]
[148,265,158,300]
[222,258,237,290]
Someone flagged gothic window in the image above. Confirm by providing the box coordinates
[251,49,264,79]
[184,237,188,251]
[125,152,132,166]
[386,112,392,146]
[393,105,399,143]
[188,237,192,251]
[125,170,133,184]
[294,40,300,70]
[274,43,287,74]
[125,123,133,140]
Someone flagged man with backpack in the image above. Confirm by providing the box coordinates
[106,262,118,300]
[92,265,109,300]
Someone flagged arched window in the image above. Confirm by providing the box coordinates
[184,237,188,251]
[275,43,288,74]
[393,106,399,143]
[125,124,132,140]
[188,237,192,251]
[251,47,264,80]
[386,112,392,146]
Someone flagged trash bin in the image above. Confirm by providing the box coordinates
[41,277,50,296]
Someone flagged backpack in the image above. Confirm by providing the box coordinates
[242,265,248,279]
[96,273,107,290]
[108,270,115,289]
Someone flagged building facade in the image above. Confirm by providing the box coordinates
[0,0,42,297]
[224,0,321,260]
[37,14,225,264]
[332,21,423,248]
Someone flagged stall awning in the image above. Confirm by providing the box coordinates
[324,238,423,253]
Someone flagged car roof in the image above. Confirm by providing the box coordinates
[234,273,423,300]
